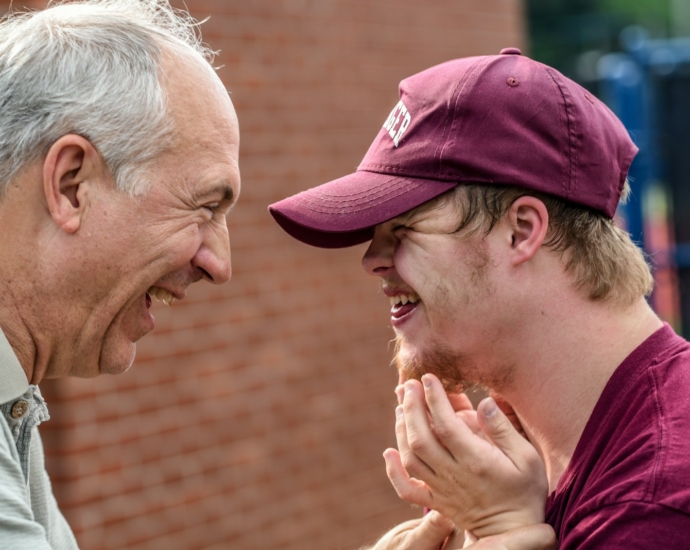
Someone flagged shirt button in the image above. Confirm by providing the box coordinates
[11,400,29,419]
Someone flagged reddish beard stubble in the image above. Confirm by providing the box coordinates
[393,335,516,396]
[393,335,481,393]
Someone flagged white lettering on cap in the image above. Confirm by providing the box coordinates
[382,100,412,147]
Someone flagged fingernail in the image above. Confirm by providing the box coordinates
[422,375,431,388]
[404,380,415,391]
[482,397,497,418]
[395,405,404,418]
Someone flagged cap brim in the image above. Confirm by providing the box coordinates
[268,170,458,248]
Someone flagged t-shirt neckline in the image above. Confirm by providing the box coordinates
[546,322,678,507]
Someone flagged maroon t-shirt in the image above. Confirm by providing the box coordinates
[545,324,690,547]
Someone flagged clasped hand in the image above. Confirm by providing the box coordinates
[385,374,549,541]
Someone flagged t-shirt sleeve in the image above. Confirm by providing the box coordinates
[560,501,690,549]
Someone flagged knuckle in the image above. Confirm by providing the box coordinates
[407,434,427,455]
[492,419,512,438]
[462,457,486,478]
[432,420,455,441]
[400,450,417,471]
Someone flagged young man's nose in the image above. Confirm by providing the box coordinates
[361,224,396,277]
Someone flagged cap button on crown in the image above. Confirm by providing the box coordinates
[500,47,522,55]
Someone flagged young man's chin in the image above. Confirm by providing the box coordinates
[393,341,437,385]
[394,338,477,393]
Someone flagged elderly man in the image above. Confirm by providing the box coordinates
[270,49,690,548]
[0,1,238,547]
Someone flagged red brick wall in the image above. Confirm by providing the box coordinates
[3,1,524,548]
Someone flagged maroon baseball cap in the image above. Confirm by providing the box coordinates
[269,48,638,248]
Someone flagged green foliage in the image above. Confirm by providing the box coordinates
[598,0,669,22]
[527,0,670,81]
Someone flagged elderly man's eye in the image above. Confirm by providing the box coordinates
[203,203,221,214]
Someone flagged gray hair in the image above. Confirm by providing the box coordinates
[0,0,215,195]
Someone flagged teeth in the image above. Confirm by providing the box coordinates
[389,292,420,307]
[148,286,176,306]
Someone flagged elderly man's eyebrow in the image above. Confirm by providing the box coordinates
[195,183,236,204]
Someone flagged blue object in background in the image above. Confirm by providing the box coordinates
[598,28,656,250]
[597,27,690,334]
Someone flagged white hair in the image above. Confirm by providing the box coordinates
[0,0,215,195]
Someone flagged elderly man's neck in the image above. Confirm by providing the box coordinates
[492,295,662,494]
[0,168,51,385]
[0,281,45,385]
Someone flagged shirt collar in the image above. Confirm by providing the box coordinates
[0,327,29,404]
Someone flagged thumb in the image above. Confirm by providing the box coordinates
[411,510,455,547]
[477,397,534,465]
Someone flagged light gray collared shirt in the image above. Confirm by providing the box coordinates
[0,329,79,549]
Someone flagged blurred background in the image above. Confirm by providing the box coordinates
[529,0,690,334]
[1,0,688,548]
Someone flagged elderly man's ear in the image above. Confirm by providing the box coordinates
[506,196,549,267]
[43,134,106,234]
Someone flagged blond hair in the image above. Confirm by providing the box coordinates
[442,183,654,307]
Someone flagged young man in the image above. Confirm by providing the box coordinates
[270,48,690,548]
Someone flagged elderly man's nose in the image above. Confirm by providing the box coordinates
[192,232,232,284]
[362,226,395,276]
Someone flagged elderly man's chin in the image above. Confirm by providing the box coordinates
[65,338,136,379]
[95,300,153,375]
[393,336,477,393]
[98,337,137,375]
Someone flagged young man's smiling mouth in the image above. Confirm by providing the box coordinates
[386,290,421,320]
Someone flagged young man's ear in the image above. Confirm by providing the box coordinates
[507,196,549,266]
[43,134,105,234]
